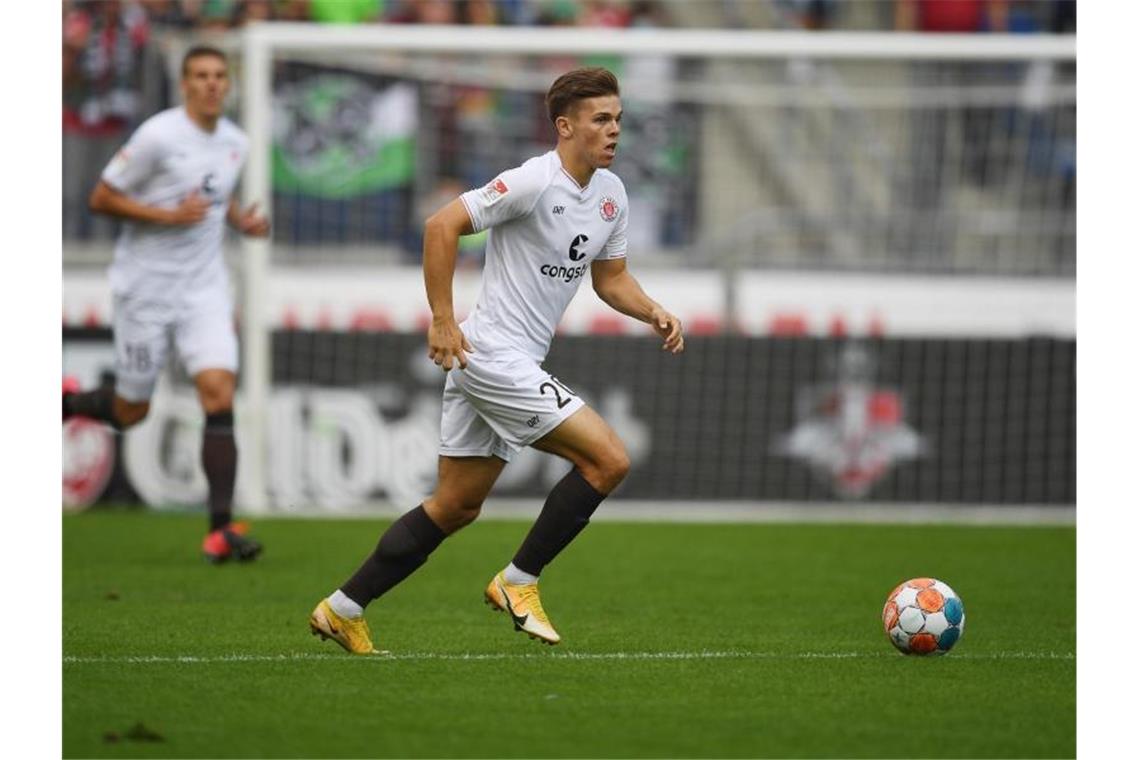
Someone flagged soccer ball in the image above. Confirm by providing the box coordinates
[882,578,965,655]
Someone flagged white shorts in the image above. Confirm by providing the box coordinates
[112,286,238,402]
[439,349,585,461]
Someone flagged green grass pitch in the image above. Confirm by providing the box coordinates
[63,511,1075,758]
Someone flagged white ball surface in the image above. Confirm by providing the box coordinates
[923,610,949,637]
[893,586,919,610]
[898,606,926,634]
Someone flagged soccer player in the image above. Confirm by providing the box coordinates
[63,46,269,563]
[310,68,684,653]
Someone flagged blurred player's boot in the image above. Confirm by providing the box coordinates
[202,521,263,563]
[484,571,561,645]
[309,599,381,655]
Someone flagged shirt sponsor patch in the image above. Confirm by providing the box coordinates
[480,177,510,206]
[599,195,619,222]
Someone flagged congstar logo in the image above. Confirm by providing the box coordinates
[568,233,589,261]
[538,233,590,283]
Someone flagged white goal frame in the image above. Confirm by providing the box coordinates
[239,23,1075,510]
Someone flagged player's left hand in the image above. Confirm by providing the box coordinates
[651,308,684,354]
[236,203,270,237]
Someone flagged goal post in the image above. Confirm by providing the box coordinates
[236,23,1075,513]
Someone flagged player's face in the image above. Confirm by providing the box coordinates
[182,55,230,121]
[565,95,622,169]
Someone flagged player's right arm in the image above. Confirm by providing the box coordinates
[89,181,209,227]
[89,118,209,227]
[423,198,476,371]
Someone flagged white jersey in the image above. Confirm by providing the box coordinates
[459,150,629,363]
[101,106,249,294]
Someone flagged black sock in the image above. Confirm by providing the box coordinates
[512,468,606,577]
[202,411,237,532]
[63,387,120,429]
[340,505,446,608]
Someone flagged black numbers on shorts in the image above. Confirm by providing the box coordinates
[539,376,577,409]
[123,344,152,372]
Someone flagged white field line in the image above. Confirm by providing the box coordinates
[251,501,1076,526]
[63,650,1075,665]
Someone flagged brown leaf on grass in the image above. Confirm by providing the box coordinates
[125,722,165,742]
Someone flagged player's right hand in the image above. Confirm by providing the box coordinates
[428,317,473,371]
[165,191,210,226]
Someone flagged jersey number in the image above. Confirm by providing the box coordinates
[123,344,152,372]
[539,377,577,409]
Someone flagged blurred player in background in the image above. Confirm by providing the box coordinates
[311,67,685,653]
[63,46,270,563]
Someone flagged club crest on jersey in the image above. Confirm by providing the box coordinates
[599,196,619,222]
[480,177,510,206]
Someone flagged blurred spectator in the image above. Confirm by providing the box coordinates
[1004,0,1075,34]
[137,0,196,28]
[63,0,153,239]
[310,0,383,23]
[458,0,498,25]
[1048,0,1076,33]
[234,0,276,25]
[535,0,579,26]
[63,1,150,138]
[198,0,242,30]
[388,0,457,23]
[894,0,1008,33]
[628,0,664,28]
[772,0,839,30]
[275,0,313,21]
[580,0,630,27]
[490,0,531,24]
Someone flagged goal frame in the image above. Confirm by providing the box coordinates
[238,23,1075,510]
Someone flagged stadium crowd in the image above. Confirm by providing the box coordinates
[62,0,671,31]
[62,0,1076,245]
[62,0,670,240]
[61,1,1077,33]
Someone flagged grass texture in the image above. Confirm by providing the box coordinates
[63,511,1075,758]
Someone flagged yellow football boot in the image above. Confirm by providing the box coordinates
[309,599,382,655]
[484,572,561,645]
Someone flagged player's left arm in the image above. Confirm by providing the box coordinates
[591,258,683,354]
[227,198,270,237]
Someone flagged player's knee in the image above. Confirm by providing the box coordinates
[201,395,234,416]
[427,494,484,526]
[197,378,235,414]
[114,398,150,428]
[446,496,485,519]
[585,445,630,493]
[451,506,481,529]
[604,447,631,487]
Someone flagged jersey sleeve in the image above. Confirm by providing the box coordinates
[101,120,163,194]
[459,162,546,233]
[598,185,629,260]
